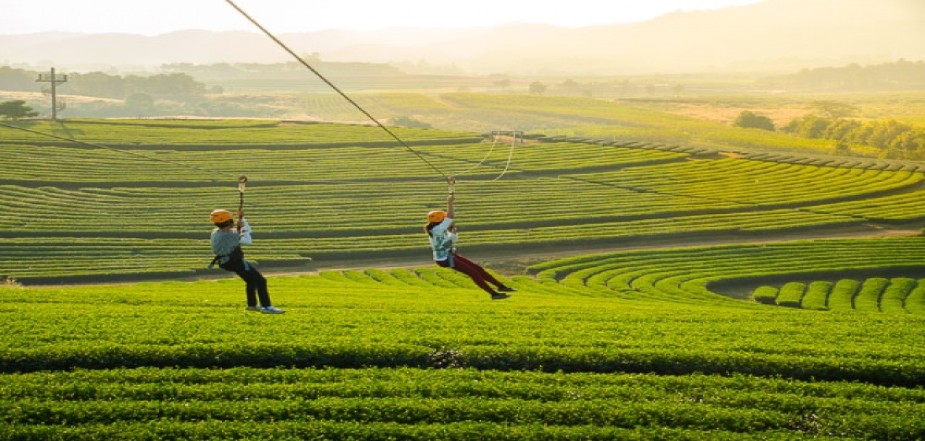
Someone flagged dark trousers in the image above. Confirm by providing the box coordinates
[231,264,272,307]
[436,253,504,295]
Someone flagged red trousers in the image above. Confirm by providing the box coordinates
[436,253,503,294]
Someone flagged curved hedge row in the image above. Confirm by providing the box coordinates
[531,236,925,313]
[750,276,925,313]
[4,119,925,283]
[2,237,925,438]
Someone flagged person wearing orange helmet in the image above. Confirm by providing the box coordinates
[209,209,284,314]
[425,193,514,300]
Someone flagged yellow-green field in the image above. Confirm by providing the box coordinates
[2,117,925,440]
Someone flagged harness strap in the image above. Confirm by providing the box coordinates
[209,246,247,271]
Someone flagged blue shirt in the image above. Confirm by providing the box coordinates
[210,218,252,265]
[428,217,457,261]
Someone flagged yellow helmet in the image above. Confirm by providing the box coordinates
[210,209,234,224]
[427,210,447,223]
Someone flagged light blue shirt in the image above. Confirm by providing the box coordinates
[210,218,252,265]
[429,217,457,261]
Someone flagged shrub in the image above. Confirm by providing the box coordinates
[733,111,775,131]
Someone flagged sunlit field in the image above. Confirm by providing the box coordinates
[2,115,925,439]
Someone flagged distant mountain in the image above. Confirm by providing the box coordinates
[1,0,922,75]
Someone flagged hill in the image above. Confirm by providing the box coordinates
[1,0,922,74]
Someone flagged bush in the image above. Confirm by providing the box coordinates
[0,100,38,120]
[752,285,778,304]
[733,111,775,131]
[776,282,806,308]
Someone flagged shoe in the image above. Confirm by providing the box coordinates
[260,306,285,314]
[497,286,516,292]
[246,306,261,312]
[490,293,510,300]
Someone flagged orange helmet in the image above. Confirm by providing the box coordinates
[210,209,234,224]
[427,210,447,223]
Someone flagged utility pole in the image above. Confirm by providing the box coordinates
[36,67,67,121]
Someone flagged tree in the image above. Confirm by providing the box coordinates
[528,81,547,95]
[868,120,912,149]
[0,66,38,91]
[493,78,511,90]
[124,93,155,116]
[733,111,775,131]
[823,119,861,140]
[0,100,38,120]
[809,100,858,119]
[782,115,829,138]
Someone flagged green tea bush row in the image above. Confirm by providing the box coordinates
[3,245,925,439]
[750,277,924,313]
[775,282,805,308]
[802,281,833,310]
[5,119,925,282]
[534,237,925,313]
[0,120,471,145]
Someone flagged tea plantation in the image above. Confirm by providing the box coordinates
[1,119,924,439]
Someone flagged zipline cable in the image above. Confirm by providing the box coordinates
[452,132,517,182]
[224,0,450,181]
[490,136,516,181]
[449,136,500,177]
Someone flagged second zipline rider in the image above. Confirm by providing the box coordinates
[425,192,515,300]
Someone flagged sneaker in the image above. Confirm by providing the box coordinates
[260,306,285,314]
[490,293,510,300]
[497,285,516,292]
[246,306,261,312]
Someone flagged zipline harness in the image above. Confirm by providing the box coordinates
[237,174,248,223]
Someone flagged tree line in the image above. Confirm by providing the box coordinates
[0,66,210,99]
[757,59,925,91]
[735,100,925,160]
[782,116,925,159]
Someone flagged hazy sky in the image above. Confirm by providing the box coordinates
[1,0,764,35]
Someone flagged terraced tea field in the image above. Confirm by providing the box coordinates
[2,236,925,439]
[1,119,923,283]
[2,118,925,439]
